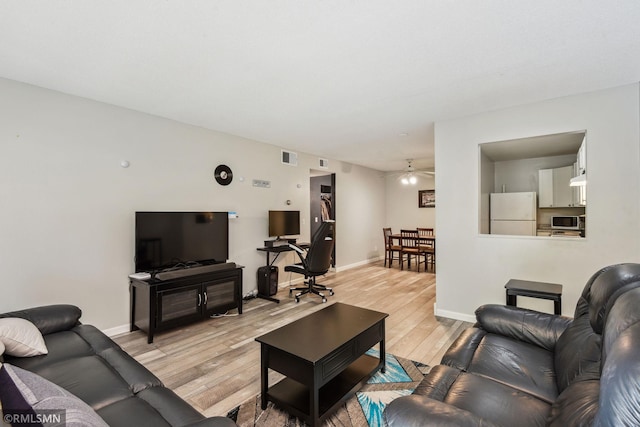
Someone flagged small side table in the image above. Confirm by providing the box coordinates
[505,279,563,315]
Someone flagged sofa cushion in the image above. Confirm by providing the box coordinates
[415,365,550,427]
[0,318,48,357]
[601,286,640,362]
[547,379,599,427]
[553,314,601,392]
[73,324,163,393]
[0,363,108,427]
[6,330,94,371]
[465,334,557,403]
[96,389,238,427]
[594,312,640,426]
[384,394,501,427]
[443,327,558,403]
[96,395,175,427]
[29,354,134,410]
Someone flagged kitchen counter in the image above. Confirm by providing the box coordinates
[537,226,583,237]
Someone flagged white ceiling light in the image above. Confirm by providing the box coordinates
[396,159,432,185]
[400,172,418,185]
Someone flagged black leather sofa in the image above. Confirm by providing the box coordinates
[0,304,236,427]
[384,263,640,426]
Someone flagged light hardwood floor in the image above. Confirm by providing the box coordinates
[113,261,472,418]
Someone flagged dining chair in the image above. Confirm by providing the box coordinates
[417,227,436,271]
[383,227,401,267]
[417,227,434,236]
[400,229,425,271]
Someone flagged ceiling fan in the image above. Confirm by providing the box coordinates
[391,159,435,185]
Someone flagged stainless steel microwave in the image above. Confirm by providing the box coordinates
[551,215,581,230]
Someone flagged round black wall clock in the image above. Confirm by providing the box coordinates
[214,164,233,186]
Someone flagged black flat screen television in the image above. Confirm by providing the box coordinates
[135,211,229,272]
[268,210,300,238]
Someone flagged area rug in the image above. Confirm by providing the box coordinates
[227,349,429,427]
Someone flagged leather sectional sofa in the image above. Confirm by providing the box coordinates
[384,263,640,426]
[0,304,236,427]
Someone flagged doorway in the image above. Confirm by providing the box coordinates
[310,171,336,267]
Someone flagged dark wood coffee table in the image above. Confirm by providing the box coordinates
[255,302,388,427]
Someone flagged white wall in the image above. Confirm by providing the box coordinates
[334,163,387,268]
[0,78,386,330]
[385,173,436,234]
[493,154,577,193]
[435,83,640,321]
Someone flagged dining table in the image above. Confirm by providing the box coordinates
[388,233,436,272]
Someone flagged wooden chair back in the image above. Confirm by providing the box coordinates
[400,229,419,250]
[383,227,392,249]
[417,227,434,236]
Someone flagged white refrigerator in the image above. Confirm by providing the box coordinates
[490,192,537,236]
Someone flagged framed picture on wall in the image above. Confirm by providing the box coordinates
[419,190,435,208]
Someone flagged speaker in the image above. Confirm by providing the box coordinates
[257,266,278,296]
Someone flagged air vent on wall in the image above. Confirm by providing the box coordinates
[319,158,329,169]
[281,150,298,166]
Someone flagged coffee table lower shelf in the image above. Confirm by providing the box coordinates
[266,353,381,423]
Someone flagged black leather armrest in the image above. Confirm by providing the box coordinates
[384,395,500,427]
[475,304,572,351]
[0,304,82,335]
[440,328,487,370]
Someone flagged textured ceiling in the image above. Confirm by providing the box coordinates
[1,1,639,172]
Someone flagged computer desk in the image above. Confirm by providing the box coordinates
[256,242,310,303]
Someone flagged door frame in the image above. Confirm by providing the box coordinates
[310,171,336,267]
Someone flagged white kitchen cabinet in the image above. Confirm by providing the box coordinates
[538,169,553,208]
[539,165,576,207]
[572,162,586,206]
[553,165,574,207]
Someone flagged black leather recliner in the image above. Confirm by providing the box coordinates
[384,263,640,426]
[0,305,236,427]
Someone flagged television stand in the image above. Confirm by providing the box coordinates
[130,264,244,343]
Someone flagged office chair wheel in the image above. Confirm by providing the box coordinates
[322,298,327,303]
[295,297,300,303]
[289,289,293,295]
[329,290,334,296]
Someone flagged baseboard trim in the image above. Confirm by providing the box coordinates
[335,256,382,272]
[102,324,130,338]
[434,305,476,323]
[277,275,306,288]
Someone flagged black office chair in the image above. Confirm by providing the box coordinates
[286,221,335,303]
